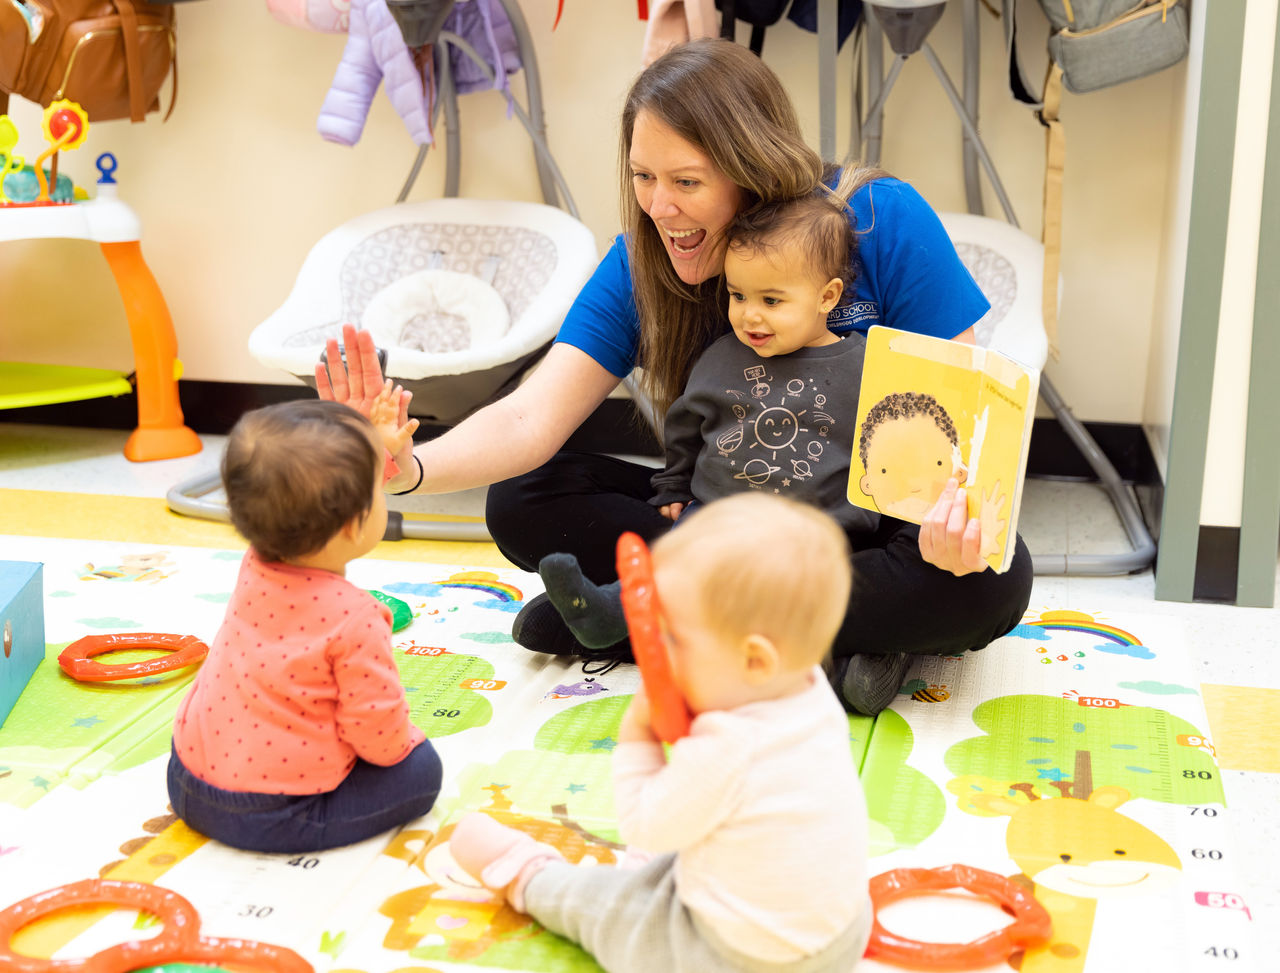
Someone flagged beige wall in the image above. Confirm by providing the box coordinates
[1,0,1181,424]
[1143,0,1200,483]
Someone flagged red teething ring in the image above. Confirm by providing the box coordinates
[0,878,198,972]
[616,532,691,743]
[58,633,208,683]
[866,865,1052,970]
[0,879,313,973]
[164,934,315,972]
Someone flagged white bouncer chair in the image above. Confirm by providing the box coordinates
[166,196,598,543]
[167,0,599,543]
[245,196,598,426]
[938,212,1155,575]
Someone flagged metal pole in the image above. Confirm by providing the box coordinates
[961,0,983,214]
[922,42,1018,226]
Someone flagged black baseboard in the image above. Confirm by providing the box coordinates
[2,380,1160,524]
[1025,417,1160,486]
[1024,416,1163,541]
[0,380,664,456]
[1192,526,1240,603]
[0,381,309,434]
[1,384,1159,466]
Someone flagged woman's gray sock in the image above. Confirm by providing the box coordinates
[539,553,627,649]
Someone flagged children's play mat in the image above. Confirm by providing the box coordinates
[0,533,1259,972]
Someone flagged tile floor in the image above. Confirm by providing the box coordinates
[1,421,1277,966]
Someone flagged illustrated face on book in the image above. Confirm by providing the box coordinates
[859,393,965,522]
[723,241,842,358]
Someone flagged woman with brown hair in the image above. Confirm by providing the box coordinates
[321,38,1032,715]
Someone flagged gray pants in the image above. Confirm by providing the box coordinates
[523,853,870,973]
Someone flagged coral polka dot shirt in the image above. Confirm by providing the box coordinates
[173,548,425,794]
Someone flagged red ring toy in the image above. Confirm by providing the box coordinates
[57,633,208,683]
[616,532,691,743]
[0,879,312,973]
[866,864,1052,970]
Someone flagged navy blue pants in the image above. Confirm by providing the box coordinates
[167,741,442,854]
[486,451,1032,658]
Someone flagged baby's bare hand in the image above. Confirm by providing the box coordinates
[370,380,398,425]
[369,380,419,468]
[619,687,658,744]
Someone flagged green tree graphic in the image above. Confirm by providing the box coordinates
[398,651,497,737]
[858,708,946,856]
[945,694,1224,806]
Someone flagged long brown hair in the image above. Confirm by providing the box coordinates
[620,39,889,416]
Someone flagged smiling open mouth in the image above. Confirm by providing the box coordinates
[667,228,706,253]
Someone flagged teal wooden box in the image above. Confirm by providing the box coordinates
[1,561,44,729]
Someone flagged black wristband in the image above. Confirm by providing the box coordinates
[391,454,424,495]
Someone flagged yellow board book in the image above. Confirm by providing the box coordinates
[847,326,1040,573]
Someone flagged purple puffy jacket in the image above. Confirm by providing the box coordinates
[317,0,520,148]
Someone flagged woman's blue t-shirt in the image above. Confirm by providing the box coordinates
[554,177,990,378]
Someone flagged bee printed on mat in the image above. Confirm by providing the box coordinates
[911,684,950,703]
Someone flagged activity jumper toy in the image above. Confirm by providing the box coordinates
[0,101,200,462]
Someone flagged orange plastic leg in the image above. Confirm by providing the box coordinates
[100,240,202,462]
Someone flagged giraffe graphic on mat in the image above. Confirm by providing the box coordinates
[945,691,1222,971]
[969,754,1181,972]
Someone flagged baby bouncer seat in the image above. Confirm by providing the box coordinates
[251,0,598,423]
[169,0,596,541]
[248,196,597,424]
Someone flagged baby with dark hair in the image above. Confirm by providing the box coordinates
[168,392,442,853]
[511,187,944,716]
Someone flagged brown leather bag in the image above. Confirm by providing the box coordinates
[0,0,177,122]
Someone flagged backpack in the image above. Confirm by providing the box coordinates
[0,0,179,122]
[1003,0,1189,355]
[1027,0,1189,97]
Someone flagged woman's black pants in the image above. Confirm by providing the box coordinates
[485,451,1033,657]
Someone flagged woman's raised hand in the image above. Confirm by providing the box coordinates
[318,325,418,491]
[918,478,988,577]
[316,324,388,417]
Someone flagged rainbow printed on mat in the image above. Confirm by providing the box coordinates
[1022,609,1142,648]
[434,571,524,602]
